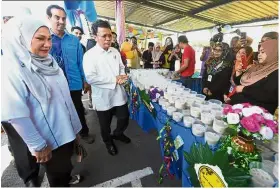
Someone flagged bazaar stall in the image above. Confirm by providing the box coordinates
[125,69,278,187]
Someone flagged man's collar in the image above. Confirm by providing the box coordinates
[50,29,68,38]
[95,43,112,53]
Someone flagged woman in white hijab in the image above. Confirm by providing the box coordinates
[151,43,165,69]
[1,16,82,187]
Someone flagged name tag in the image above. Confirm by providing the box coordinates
[207,75,212,82]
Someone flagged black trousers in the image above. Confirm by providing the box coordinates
[70,90,89,135]
[96,104,129,145]
[1,122,39,184]
[42,141,74,187]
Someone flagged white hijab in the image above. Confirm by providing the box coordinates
[2,16,60,105]
[152,45,163,62]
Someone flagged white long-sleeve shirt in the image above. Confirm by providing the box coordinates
[1,63,82,154]
[83,44,127,111]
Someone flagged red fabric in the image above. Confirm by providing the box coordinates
[181,45,195,77]
[120,51,127,65]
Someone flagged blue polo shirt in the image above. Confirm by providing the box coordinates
[50,31,86,91]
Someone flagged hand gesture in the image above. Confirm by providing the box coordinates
[235,85,244,93]
[34,146,52,163]
[83,82,91,94]
[116,75,128,85]
[203,88,209,95]
[235,61,244,76]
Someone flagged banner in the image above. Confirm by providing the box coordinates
[64,0,97,28]
[115,0,125,45]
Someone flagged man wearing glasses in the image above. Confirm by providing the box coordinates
[83,20,130,156]
[47,5,95,144]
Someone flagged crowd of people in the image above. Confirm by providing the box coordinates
[1,3,278,188]
[201,31,278,114]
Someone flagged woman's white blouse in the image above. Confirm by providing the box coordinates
[1,64,82,154]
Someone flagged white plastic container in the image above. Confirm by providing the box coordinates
[186,98,195,107]
[162,102,171,110]
[195,94,206,104]
[191,102,201,118]
[182,109,191,116]
[201,110,214,125]
[183,116,195,128]
[200,101,211,112]
[175,99,186,110]
[250,168,275,187]
[213,115,227,134]
[192,122,206,137]
[208,99,222,106]
[205,132,220,146]
[167,106,177,116]
[211,107,223,117]
[173,112,183,122]
[158,98,167,106]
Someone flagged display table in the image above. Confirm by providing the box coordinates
[127,69,278,187]
[127,80,208,187]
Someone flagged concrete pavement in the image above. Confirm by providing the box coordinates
[1,98,181,187]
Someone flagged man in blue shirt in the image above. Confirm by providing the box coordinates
[47,5,94,144]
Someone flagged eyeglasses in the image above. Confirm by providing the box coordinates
[97,34,112,39]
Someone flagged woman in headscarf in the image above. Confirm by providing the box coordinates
[151,43,165,69]
[229,39,278,114]
[224,46,254,102]
[1,17,82,187]
[202,42,232,101]
[162,37,174,70]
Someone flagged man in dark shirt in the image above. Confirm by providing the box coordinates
[71,26,86,53]
[142,42,154,69]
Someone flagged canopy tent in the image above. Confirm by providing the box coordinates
[93,0,278,33]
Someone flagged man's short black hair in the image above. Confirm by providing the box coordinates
[148,42,154,47]
[178,35,188,44]
[46,5,66,17]
[71,26,84,34]
[91,19,111,35]
[112,32,117,36]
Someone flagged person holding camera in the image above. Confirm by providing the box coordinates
[130,36,142,69]
[168,44,182,71]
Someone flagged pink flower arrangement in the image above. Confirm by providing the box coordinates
[223,103,278,141]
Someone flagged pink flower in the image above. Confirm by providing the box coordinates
[242,103,252,108]
[265,119,278,134]
[240,116,261,133]
[233,109,242,114]
[252,113,265,125]
[223,104,233,115]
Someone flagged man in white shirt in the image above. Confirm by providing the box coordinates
[83,20,130,156]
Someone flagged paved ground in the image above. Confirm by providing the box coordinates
[1,96,181,187]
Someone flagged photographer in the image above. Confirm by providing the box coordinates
[168,44,182,71]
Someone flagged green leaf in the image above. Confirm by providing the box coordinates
[184,143,251,187]
[187,166,200,187]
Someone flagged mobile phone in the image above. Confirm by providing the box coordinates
[241,54,247,69]
[240,32,247,47]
